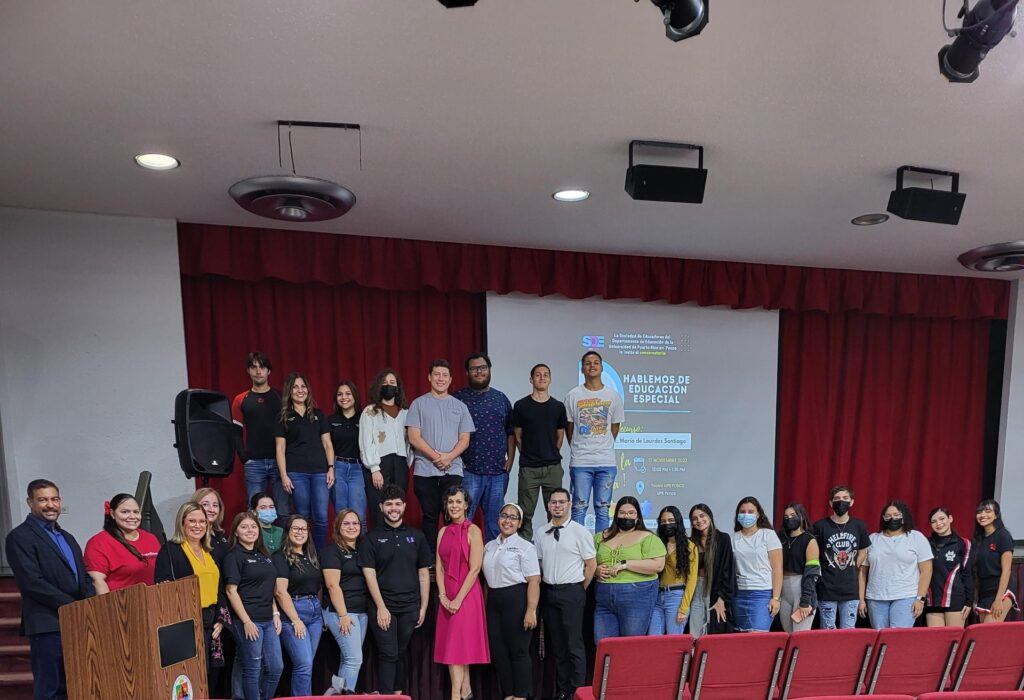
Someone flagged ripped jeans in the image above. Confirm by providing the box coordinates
[570,466,615,532]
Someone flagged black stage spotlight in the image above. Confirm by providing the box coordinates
[437,0,478,7]
[625,140,707,203]
[940,0,1019,82]
[651,0,709,42]
[886,165,965,225]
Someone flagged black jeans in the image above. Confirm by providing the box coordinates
[364,453,410,528]
[413,473,463,556]
[542,582,587,695]
[369,605,418,693]
[487,583,534,698]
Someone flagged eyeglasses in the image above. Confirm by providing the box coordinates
[549,500,569,506]
[467,365,490,374]
[499,513,521,521]
[290,526,309,533]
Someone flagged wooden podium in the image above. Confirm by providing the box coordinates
[58,576,208,700]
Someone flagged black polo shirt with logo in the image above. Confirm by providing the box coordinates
[274,408,330,473]
[356,522,432,613]
[222,545,278,622]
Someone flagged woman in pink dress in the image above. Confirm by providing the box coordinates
[435,485,490,700]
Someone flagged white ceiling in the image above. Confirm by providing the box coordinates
[2,0,1024,276]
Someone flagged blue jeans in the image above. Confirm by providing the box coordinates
[819,599,859,629]
[323,608,369,692]
[594,579,659,644]
[278,597,324,696]
[649,586,688,635]
[288,471,330,547]
[331,459,368,528]
[570,466,615,531]
[733,589,774,632]
[232,619,284,700]
[866,597,916,629]
[245,458,289,516]
[463,470,509,541]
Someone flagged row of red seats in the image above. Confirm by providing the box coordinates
[575,622,1024,700]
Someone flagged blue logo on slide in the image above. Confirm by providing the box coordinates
[581,335,605,348]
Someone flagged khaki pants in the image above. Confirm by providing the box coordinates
[517,463,564,541]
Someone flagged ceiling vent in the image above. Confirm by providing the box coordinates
[228,175,356,222]
[958,241,1024,272]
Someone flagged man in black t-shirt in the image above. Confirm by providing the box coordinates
[512,363,568,541]
[232,351,288,516]
[357,485,431,695]
[812,484,871,629]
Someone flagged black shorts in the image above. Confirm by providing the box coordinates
[976,588,1019,614]
[925,591,967,615]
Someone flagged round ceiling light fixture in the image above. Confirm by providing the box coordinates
[228,175,356,222]
[134,153,180,171]
[553,189,590,202]
[851,213,890,226]
[958,241,1024,272]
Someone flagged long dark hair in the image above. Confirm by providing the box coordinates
[657,505,690,577]
[280,371,318,424]
[367,368,406,413]
[332,509,364,553]
[734,495,773,532]
[442,485,473,525]
[927,506,961,544]
[332,380,362,416]
[228,512,269,556]
[602,496,650,540]
[103,493,146,562]
[282,515,319,568]
[973,498,1006,541]
[689,503,718,580]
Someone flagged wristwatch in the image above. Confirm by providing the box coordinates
[917,596,927,603]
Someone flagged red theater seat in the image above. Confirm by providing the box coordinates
[950,621,1024,692]
[778,628,877,699]
[574,634,693,700]
[921,693,1024,699]
[273,696,412,699]
[689,632,789,700]
[865,625,964,696]
[784,696,913,700]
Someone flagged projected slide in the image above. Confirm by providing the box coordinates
[486,293,779,531]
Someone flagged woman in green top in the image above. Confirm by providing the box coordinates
[594,496,666,644]
[252,493,284,553]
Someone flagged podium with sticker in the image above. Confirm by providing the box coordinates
[58,576,207,700]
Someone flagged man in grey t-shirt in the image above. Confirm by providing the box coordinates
[406,359,475,555]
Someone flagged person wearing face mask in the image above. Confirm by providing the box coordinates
[359,368,413,529]
[812,484,871,629]
[732,496,783,632]
[84,493,161,593]
[777,503,820,632]
[860,500,933,629]
[251,493,283,554]
[648,505,698,635]
[593,495,666,644]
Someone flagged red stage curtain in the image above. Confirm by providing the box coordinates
[179,223,1009,320]
[776,310,991,528]
[180,275,483,520]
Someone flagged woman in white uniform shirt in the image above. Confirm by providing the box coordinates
[482,503,540,700]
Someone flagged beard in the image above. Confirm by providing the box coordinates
[468,376,490,390]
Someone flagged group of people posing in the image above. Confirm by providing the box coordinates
[4,348,1019,700]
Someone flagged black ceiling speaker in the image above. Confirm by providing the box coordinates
[438,0,478,6]
[886,165,965,225]
[625,139,707,203]
[229,175,356,222]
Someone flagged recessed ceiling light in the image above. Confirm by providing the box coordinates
[851,213,889,226]
[134,153,180,171]
[553,189,590,202]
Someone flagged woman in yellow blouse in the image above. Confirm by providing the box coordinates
[649,506,699,634]
[594,496,666,644]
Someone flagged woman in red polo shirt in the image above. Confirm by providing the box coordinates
[84,493,161,593]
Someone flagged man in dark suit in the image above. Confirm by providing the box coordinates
[5,478,95,700]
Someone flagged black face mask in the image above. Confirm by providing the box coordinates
[380,385,399,401]
[782,516,801,533]
[831,500,851,517]
[616,517,637,531]
[884,518,904,532]
[657,523,678,539]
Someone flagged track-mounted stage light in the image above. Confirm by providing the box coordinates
[651,0,709,42]
[939,0,1020,82]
